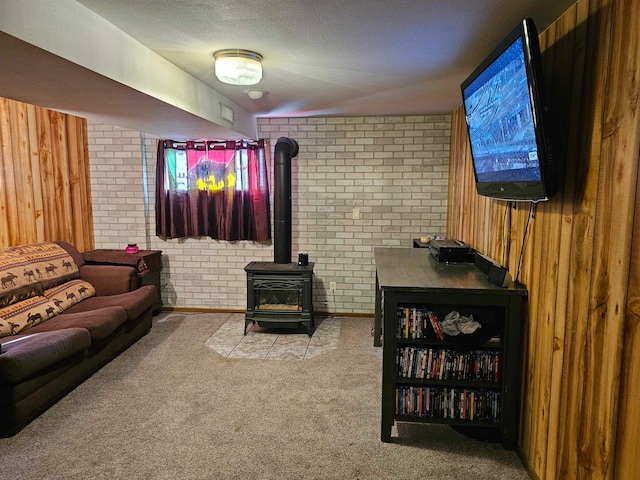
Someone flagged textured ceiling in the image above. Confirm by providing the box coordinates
[0,1,576,139]
[74,0,576,117]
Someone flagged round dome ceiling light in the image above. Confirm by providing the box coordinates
[214,49,263,86]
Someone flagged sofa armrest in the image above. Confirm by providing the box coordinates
[79,265,141,296]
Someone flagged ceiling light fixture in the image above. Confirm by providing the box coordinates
[244,89,265,100]
[214,49,263,86]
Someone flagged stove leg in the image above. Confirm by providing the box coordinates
[305,318,314,337]
[244,319,255,335]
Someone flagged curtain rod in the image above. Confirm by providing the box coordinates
[167,139,262,149]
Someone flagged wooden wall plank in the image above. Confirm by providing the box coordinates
[0,98,13,246]
[36,106,57,241]
[65,115,84,249]
[50,111,73,243]
[544,5,586,480]
[614,2,640,476]
[519,203,544,464]
[560,0,614,478]
[616,157,640,479]
[27,104,45,241]
[447,108,468,237]
[553,1,602,476]
[0,99,21,247]
[585,0,640,476]
[8,100,37,243]
[75,119,94,251]
[0,97,93,250]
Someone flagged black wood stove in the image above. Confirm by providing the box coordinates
[244,138,315,336]
[244,261,314,336]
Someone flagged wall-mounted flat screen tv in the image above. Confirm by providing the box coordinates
[461,18,557,202]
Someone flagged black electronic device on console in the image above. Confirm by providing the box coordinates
[474,251,512,287]
[429,239,475,263]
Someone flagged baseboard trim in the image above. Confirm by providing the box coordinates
[160,306,373,318]
[161,307,244,314]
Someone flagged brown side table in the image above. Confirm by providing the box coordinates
[82,249,163,314]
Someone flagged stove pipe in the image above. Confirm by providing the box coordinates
[273,137,299,264]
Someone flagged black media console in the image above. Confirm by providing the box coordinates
[374,247,526,449]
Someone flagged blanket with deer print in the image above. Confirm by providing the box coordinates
[0,243,95,337]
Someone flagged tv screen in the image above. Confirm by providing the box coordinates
[461,18,556,202]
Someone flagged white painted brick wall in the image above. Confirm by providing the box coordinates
[88,115,450,314]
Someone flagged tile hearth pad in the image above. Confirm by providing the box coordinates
[205,314,341,360]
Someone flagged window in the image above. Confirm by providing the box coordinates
[156,139,271,241]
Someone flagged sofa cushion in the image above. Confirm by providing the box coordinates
[78,264,139,296]
[0,296,58,338]
[27,306,128,341]
[44,279,96,314]
[63,285,157,321]
[0,329,91,384]
[0,242,80,308]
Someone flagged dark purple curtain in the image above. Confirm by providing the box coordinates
[156,139,271,241]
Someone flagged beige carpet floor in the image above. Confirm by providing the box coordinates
[0,313,530,479]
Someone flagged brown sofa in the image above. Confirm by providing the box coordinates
[0,241,158,436]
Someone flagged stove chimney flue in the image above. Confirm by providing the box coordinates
[274,137,299,264]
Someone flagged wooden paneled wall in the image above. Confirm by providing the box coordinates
[447,0,640,478]
[0,97,94,251]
